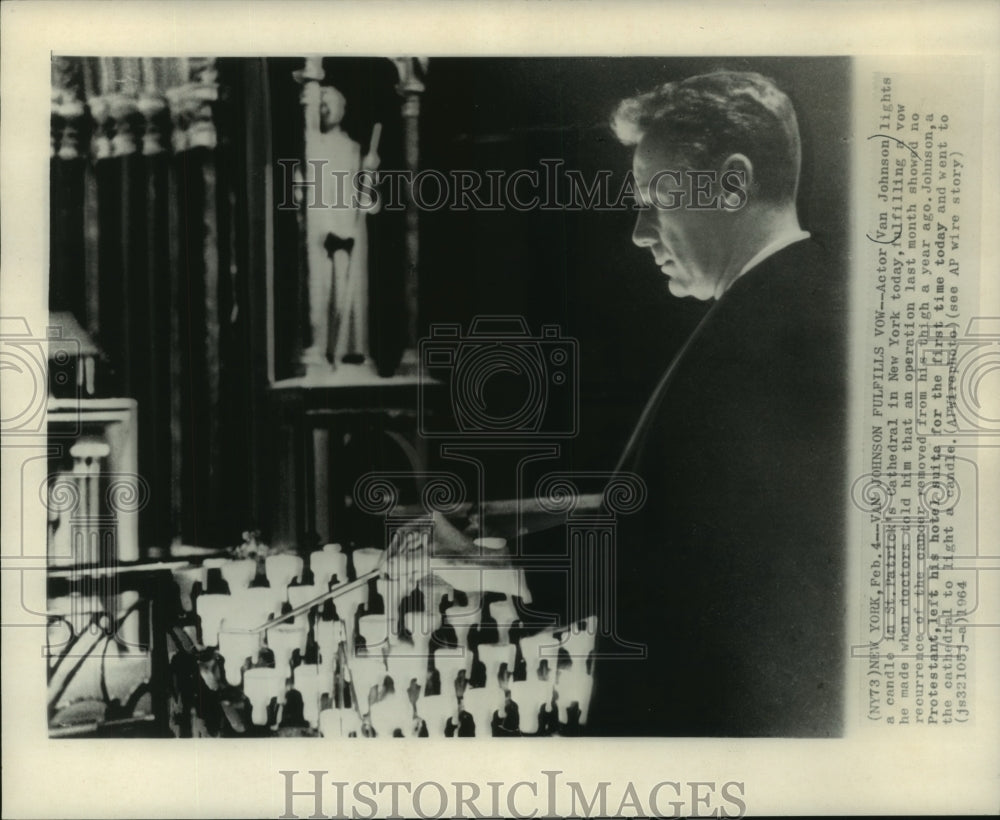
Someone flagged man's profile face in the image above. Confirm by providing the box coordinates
[631,137,735,301]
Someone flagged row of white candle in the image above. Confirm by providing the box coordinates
[238,630,595,737]
[176,546,596,736]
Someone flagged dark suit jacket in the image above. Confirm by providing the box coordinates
[579,238,848,736]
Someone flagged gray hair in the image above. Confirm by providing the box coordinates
[612,71,802,202]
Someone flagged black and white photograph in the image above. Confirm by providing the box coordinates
[2,2,998,818]
[41,53,851,742]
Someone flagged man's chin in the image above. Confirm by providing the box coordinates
[666,277,694,299]
[665,273,715,301]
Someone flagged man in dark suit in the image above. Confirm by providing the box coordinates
[584,70,848,736]
[391,70,847,738]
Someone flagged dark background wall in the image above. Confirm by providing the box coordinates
[51,56,850,549]
[265,55,852,514]
[417,57,851,476]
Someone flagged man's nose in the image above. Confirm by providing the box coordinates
[632,207,656,248]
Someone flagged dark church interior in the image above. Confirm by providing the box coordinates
[44,56,850,737]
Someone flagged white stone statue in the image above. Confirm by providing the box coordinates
[299,75,381,372]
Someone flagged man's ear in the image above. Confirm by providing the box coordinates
[720,153,753,209]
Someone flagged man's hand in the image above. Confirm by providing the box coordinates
[386,511,481,589]
[384,511,531,605]
[388,510,475,557]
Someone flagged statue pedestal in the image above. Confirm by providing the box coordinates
[291,357,395,386]
[298,350,379,381]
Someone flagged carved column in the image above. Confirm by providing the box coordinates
[51,90,87,161]
[165,58,226,543]
[137,61,174,550]
[137,58,169,158]
[50,58,88,318]
[393,57,429,374]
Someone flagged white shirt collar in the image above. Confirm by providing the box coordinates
[715,228,811,298]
